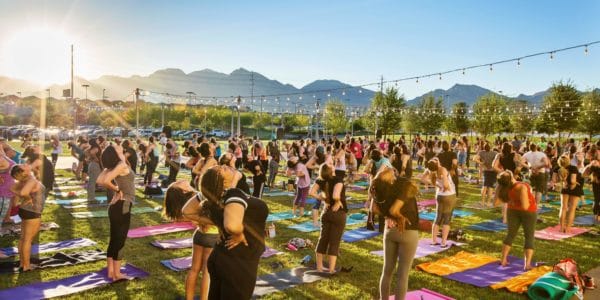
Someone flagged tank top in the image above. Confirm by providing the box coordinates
[436,171,456,196]
[507,182,537,213]
[0,156,15,197]
[115,168,135,202]
[20,183,46,214]
[334,151,346,171]
[152,145,160,158]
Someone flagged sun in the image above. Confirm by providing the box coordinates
[1,27,74,86]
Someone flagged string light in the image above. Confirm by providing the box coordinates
[489,64,493,72]
[517,59,521,67]
[462,69,465,75]
[416,77,419,83]
[550,52,554,60]
[585,45,589,54]
[438,73,442,80]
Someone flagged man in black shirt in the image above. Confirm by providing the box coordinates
[436,141,459,196]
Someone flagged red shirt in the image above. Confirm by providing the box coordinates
[351,142,363,159]
[507,182,537,212]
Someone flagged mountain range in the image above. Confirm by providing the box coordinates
[0,68,553,108]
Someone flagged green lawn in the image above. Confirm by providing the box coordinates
[1,161,599,299]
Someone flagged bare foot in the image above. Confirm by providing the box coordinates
[111,273,132,282]
[500,260,509,267]
[524,264,534,271]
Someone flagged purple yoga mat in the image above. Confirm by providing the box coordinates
[444,256,526,287]
[371,239,463,259]
[150,237,193,249]
[0,238,96,258]
[400,288,456,300]
[128,222,196,238]
[0,264,148,299]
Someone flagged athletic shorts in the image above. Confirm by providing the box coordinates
[483,171,497,188]
[18,208,41,220]
[193,230,218,248]
[529,173,546,193]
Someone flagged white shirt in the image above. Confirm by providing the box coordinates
[522,151,547,173]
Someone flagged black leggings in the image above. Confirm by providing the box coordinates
[144,157,158,185]
[208,249,259,300]
[107,200,131,260]
[316,209,347,256]
[168,163,179,183]
[253,175,265,198]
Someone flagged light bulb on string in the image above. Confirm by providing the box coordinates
[342,90,346,96]
[439,73,442,80]
[585,45,589,55]
[489,64,493,72]
[550,52,554,60]
[358,89,362,94]
[517,59,521,67]
[416,77,419,83]
[462,69,465,75]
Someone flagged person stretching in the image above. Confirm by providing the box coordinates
[287,156,311,217]
[421,158,457,248]
[97,144,135,281]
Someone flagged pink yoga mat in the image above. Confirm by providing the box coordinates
[127,222,196,238]
[391,288,455,300]
[418,199,437,208]
[534,225,590,241]
[372,239,463,259]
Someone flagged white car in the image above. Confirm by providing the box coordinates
[208,129,230,138]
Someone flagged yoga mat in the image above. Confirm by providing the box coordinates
[584,266,600,299]
[305,198,318,205]
[347,202,365,210]
[128,222,196,238]
[253,267,333,297]
[416,251,498,276]
[343,226,381,242]
[0,237,97,258]
[0,249,106,274]
[46,196,108,205]
[467,220,507,232]
[537,206,553,214]
[62,203,109,209]
[50,190,86,198]
[372,239,463,259]
[528,271,578,300]
[151,237,193,249]
[70,206,158,218]
[574,215,598,226]
[267,211,309,222]
[261,246,282,258]
[288,221,320,232]
[264,191,295,197]
[444,256,528,287]
[353,181,369,187]
[534,225,590,241]
[402,288,456,300]
[418,199,437,208]
[349,185,367,191]
[0,264,149,299]
[0,222,59,237]
[162,247,283,272]
[550,199,593,206]
[460,203,496,210]
[419,209,473,221]
[491,265,554,293]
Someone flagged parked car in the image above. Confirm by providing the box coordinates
[207,129,230,138]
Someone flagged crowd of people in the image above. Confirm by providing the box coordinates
[0,131,599,299]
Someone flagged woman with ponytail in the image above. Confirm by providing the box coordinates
[495,170,537,270]
[420,158,456,248]
[557,154,584,233]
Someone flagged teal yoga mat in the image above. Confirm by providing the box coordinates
[288,215,367,232]
[550,199,593,206]
[266,211,309,222]
[527,272,579,300]
[46,196,108,205]
[70,207,158,218]
[419,210,473,221]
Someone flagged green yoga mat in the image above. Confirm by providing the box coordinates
[70,207,158,219]
[527,272,579,300]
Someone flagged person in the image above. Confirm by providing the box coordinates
[437,141,459,196]
[349,138,363,171]
[455,140,467,176]
[493,142,524,222]
[22,146,54,196]
[246,154,266,198]
[193,143,218,189]
[557,154,584,233]
[583,159,600,223]
[365,149,393,232]
[218,152,251,194]
[68,138,86,181]
[333,140,347,179]
[390,144,412,179]
[370,167,419,300]
[309,163,347,273]
[421,158,457,248]
[287,156,310,217]
[10,164,46,271]
[476,143,498,207]
[97,144,135,281]
[0,146,15,224]
[200,166,268,299]
[495,170,537,270]
[522,143,550,205]
[85,138,102,202]
[144,136,159,186]
[164,180,217,300]
[165,139,181,185]
[266,141,281,189]
[50,135,61,167]
[122,139,138,174]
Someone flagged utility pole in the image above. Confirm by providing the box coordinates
[161,103,165,128]
[236,96,241,137]
[135,88,140,137]
[315,99,320,141]
[71,44,75,131]
[103,89,107,101]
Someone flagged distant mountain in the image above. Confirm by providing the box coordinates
[408,84,495,107]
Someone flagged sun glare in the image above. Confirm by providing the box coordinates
[2,27,73,86]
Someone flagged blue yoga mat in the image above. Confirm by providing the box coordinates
[0,264,148,299]
[419,209,473,221]
[467,220,507,232]
[288,222,320,232]
[0,238,97,257]
[267,212,304,222]
[305,198,318,205]
[537,206,553,214]
[573,215,597,226]
[353,181,369,187]
[342,226,381,242]
[264,191,295,197]
[47,196,108,205]
[550,199,593,206]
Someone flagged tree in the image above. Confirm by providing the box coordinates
[252,113,271,132]
[508,100,535,135]
[416,94,446,135]
[539,81,581,139]
[472,93,510,137]
[367,87,406,136]
[324,99,348,135]
[445,101,470,134]
[578,89,600,139]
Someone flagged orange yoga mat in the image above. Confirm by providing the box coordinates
[416,251,498,276]
[490,266,553,293]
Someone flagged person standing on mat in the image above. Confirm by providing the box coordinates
[365,149,392,232]
[522,143,550,205]
[9,164,45,272]
[0,146,16,224]
[97,144,135,281]
[583,159,600,223]
[309,163,347,273]
[245,152,266,198]
[495,170,537,270]
[144,136,159,186]
[493,142,525,223]
[370,167,419,300]
[557,154,584,233]
[85,138,102,202]
[50,135,61,167]
[421,158,456,248]
[200,166,268,300]
[436,141,459,197]
[164,180,217,300]
[475,142,499,208]
[287,156,310,218]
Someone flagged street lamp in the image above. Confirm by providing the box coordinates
[315,99,321,141]
[204,108,207,134]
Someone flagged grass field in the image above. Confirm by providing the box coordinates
[1,159,599,300]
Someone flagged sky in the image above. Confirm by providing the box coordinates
[0,0,598,98]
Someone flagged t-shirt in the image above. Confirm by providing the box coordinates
[350,142,363,159]
[437,151,457,172]
[522,151,547,173]
[294,163,311,188]
[507,182,537,213]
[315,177,347,211]
[478,150,498,171]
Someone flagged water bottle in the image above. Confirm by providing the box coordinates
[301,255,311,265]
[268,223,276,238]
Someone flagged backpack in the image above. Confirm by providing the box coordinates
[553,258,585,297]
[144,185,163,195]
